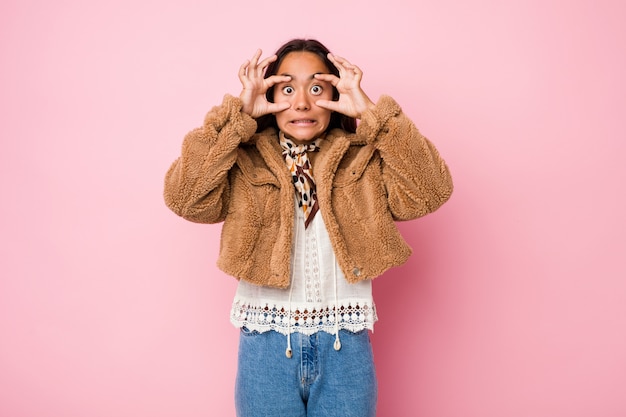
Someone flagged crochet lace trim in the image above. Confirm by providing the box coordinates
[230,299,378,336]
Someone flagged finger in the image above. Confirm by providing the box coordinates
[269,101,291,114]
[265,74,291,87]
[258,54,278,71]
[314,73,339,86]
[238,60,250,82]
[248,49,264,78]
[345,64,363,81]
[327,53,346,73]
[315,99,341,113]
[331,54,361,77]
[332,54,348,64]
[333,54,356,68]
[344,60,362,75]
[249,49,262,67]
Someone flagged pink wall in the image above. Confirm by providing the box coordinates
[1,1,625,416]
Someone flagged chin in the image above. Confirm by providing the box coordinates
[283,128,324,143]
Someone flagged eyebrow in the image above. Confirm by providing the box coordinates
[279,72,324,80]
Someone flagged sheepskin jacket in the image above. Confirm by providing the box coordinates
[164,94,453,288]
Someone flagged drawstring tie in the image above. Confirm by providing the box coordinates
[285,279,294,359]
[284,254,342,358]
[285,213,298,359]
[285,219,297,359]
[333,261,341,351]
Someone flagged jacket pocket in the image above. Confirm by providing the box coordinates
[333,145,376,187]
[236,148,280,187]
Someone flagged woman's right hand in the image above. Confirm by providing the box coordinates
[238,50,291,118]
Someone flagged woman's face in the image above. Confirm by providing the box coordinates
[273,51,334,144]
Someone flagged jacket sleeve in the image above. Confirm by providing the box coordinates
[163,94,258,223]
[357,95,453,221]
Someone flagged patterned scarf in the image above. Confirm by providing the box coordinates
[279,132,322,228]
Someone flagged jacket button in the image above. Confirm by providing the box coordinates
[352,267,361,276]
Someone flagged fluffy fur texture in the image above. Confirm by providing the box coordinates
[164,95,453,288]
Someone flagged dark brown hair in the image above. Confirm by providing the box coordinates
[255,39,357,133]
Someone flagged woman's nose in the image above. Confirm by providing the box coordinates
[293,91,310,111]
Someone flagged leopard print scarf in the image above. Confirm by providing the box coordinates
[279,132,322,228]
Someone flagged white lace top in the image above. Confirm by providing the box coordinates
[230,199,377,336]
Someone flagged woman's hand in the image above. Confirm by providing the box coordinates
[314,54,376,119]
[238,50,291,118]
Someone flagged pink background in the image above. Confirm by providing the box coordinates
[1,1,625,416]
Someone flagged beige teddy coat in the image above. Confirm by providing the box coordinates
[164,94,453,288]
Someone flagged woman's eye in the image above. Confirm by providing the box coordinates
[310,85,323,95]
[282,86,294,95]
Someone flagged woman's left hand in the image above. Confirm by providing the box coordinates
[314,54,376,119]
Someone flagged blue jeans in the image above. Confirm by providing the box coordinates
[235,329,377,417]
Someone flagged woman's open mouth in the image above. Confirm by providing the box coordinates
[290,119,316,125]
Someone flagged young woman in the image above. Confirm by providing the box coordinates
[164,38,453,417]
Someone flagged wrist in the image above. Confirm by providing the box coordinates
[239,90,255,117]
[356,100,376,119]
